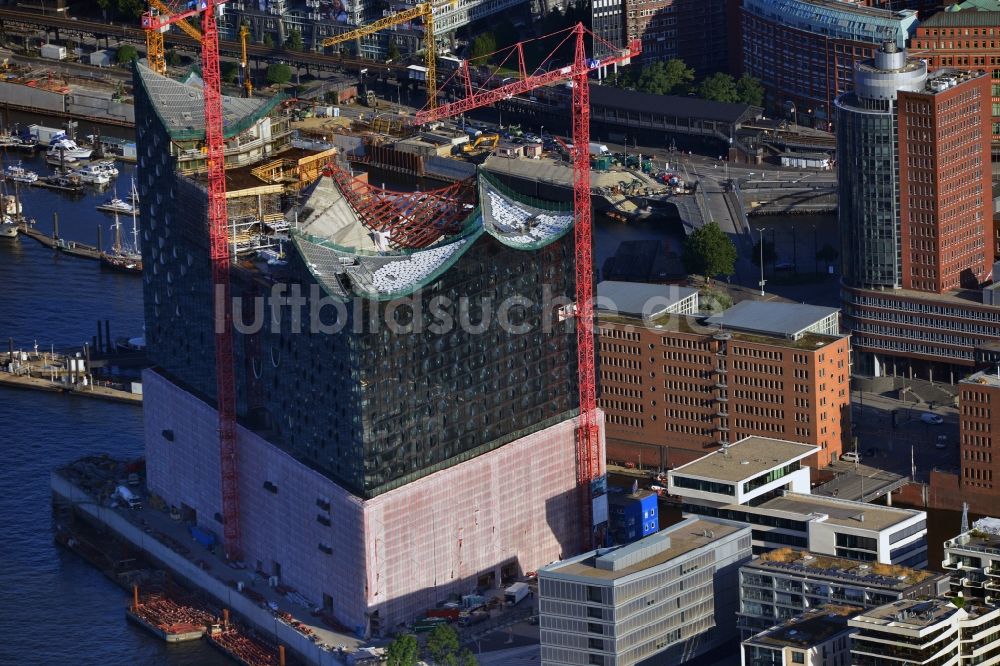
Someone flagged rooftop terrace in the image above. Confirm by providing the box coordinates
[542,518,744,582]
[671,437,818,483]
[853,598,959,629]
[745,605,860,649]
[759,492,923,532]
[748,548,938,590]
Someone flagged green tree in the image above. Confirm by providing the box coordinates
[118,0,144,19]
[456,648,478,666]
[387,40,401,61]
[221,61,239,85]
[469,32,496,65]
[116,44,138,64]
[285,29,303,52]
[630,59,695,96]
[426,624,460,664]
[696,72,739,103]
[750,238,777,268]
[262,33,274,48]
[165,49,183,67]
[386,634,419,666]
[735,73,764,107]
[266,63,293,85]
[682,221,736,279]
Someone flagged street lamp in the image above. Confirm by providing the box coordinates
[789,102,797,127]
[758,227,767,296]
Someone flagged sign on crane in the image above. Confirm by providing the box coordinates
[415,24,640,550]
[145,0,203,75]
[141,0,244,561]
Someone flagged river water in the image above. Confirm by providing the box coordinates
[0,139,972,665]
[0,151,228,665]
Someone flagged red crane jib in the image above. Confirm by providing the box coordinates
[142,0,243,561]
[417,25,641,549]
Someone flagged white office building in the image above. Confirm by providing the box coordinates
[538,517,752,666]
[850,598,1000,666]
[943,516,1000,605]
[669,437,928,567]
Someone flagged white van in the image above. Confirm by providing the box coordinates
[115,485,142,510]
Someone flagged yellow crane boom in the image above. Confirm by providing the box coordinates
[240,24,252,97]
[321,2,438,109]
[145,0,203,74]
[151,0,202,40]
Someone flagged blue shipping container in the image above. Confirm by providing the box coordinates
[190,525,217,548]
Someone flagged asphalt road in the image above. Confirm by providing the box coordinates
[850,391,959,483]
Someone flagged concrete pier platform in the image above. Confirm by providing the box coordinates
[0,371,141,404]
[51,470,364,665]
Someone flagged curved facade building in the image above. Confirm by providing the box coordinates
[837,45,995,380]
[741,0,918,127]
[133,62,593,633]
[836,44,927,290]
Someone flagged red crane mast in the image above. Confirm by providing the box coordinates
[142,1,243,561]
[416,25,640,548]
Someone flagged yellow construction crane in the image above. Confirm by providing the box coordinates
[321,2,448,109]
[239,24,252,97]
[145,0,203,75]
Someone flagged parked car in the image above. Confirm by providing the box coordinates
[921,413,944,425]
[841,452,860,463]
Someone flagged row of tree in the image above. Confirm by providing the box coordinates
[386,625,478,666]
[608,59,764,107]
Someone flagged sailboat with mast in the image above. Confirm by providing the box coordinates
[100,180,142,274]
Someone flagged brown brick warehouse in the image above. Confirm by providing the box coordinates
[593,285,851,471]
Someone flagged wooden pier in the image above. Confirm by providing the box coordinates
[18,217,103,260]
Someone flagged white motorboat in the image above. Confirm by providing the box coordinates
[47,136,93,161]
[4,164,38,184]
[96,197,134,214]
[0,215,17,238]
[93,160,120,176]
[74,164,111,185]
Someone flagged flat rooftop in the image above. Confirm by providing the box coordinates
[961,370,1000,389]
[542,518,743,582]
[745,605,860,649]
[704,300,839,340]
[746,548,939,589]
[596,281,698,318]
[947,517,1000,552]
[853,599,959,629]
[671,437,818,483]
[760,492,922,532]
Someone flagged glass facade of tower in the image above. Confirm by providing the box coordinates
[836,95,900,289]
[134,66,580,500]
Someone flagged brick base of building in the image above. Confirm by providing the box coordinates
[143,369,590,635]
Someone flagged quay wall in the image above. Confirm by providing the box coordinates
[0,80,66,114]
[50,472,343,666]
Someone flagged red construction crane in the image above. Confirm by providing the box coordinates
[415,25,640,549]
[142,0,243,561]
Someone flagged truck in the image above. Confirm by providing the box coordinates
[588,142,609,156]
[115,485,142,510]
[504,582,530,606]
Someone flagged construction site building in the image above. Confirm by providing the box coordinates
[134,62,590,634]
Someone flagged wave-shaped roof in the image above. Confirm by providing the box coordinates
[292,171,573,301]
[134,62,283,141]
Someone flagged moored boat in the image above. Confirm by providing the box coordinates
[4,164,38,184]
